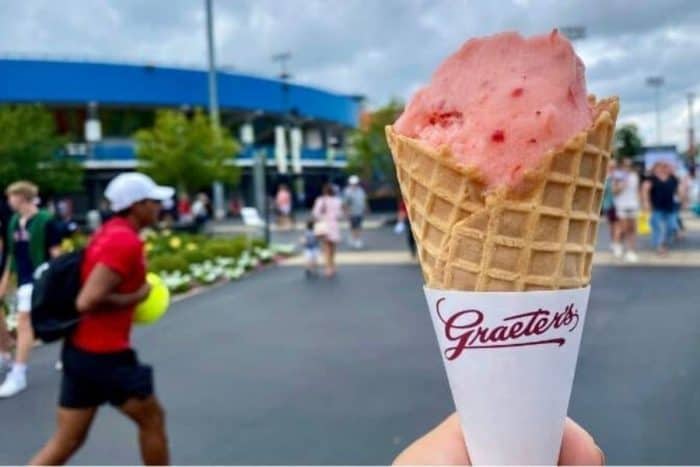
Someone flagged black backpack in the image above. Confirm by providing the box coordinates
[31,250,84,342]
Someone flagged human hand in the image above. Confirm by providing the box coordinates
[136,282,152,303]
[393,413,604,465]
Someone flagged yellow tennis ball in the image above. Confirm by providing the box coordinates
[134,273,170,325]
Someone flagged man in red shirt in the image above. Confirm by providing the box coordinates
[31,173,174,465]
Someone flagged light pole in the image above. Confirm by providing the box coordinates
[205,0,225,220]
[687,92,696,160]
[240,111,270,244]
[646,76,664,144]
[205,0,219,127]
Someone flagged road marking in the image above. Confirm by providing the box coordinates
[280,250,700,267]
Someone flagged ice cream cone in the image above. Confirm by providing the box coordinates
[387,96,619,292]
[389,96,619,465]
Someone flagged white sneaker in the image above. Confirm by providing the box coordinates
[612,243,624,258]
[0,372,27,398]
[624,251,639,263]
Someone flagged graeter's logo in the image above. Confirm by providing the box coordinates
[435,298,580,361]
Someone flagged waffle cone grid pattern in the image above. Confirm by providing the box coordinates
[388,97,619,292]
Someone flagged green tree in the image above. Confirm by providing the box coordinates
[135,109,240,194]
[347,100,403,186]
[614,123,643,159]
[0,104,82,194]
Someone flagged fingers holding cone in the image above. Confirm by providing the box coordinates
[393,412,605,466]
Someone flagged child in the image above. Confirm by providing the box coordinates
[300,219,320,277]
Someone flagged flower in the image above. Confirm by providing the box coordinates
[186,242,198,251]
[169,237,182,249]
[145,242,154,253]
[271,243,296,256]
[225,267,244,280]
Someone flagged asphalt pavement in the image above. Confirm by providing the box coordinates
[0,227,698,464]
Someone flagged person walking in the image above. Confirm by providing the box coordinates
[0,181,62,398]
[612,158,640,262]
[343,175,368,249]
[30,173,172,465]
[191,192,210,233]
[299,219,320,278]
[275,184,293,230]
[397,198,416,258]
[602,159,619,246]
[642,161,680,255]
[312,183,343,278]
[177,193,193,224]
[673,164,691,239]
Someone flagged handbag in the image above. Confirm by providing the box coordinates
[313,198,329,237]
[637,211,651,236]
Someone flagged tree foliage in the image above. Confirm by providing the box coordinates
[346,101,403,187]
[0,105,83,194]
[135,110,240,194]
[614,123,643,159]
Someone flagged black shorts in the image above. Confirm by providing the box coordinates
[350,215,364,230]
[59,344,154,409]
[605,206,618,223]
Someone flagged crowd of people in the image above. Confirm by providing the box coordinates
[603,157,695,258]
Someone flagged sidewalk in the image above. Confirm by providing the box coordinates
[275,212,700,268]
[209,212,391,235]
[279,248,700,267]
[211,211,700,236]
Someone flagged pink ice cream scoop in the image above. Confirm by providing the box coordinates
[394,30,593,190]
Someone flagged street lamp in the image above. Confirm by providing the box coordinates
[205,0,219,127]
[204,0,226,220]
[646,76,664,144]
[687,92,696,159]
[272,52,292,80]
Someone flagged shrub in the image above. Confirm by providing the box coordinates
[182,248,210,264]
[203,239,247,259]
[251,238,267,249]
[148,254,190,273]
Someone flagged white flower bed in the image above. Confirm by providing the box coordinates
[158,244,285,294]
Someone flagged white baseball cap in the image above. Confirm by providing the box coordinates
[348,175,360,185]
[105,172,175,212]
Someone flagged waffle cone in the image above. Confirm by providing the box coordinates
[387,97,619,291]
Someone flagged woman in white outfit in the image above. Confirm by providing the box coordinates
[612,158,640,262]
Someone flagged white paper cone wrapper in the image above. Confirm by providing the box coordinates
[424,285,591,465]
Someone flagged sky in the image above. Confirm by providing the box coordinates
[2,0,700,151]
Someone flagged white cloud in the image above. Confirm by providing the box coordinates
[1,0,699,151]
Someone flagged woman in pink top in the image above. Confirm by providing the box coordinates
[312,183,343,277]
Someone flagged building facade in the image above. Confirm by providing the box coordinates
[0,58,362,214]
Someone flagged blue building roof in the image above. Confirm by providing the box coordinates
[0,59,360,127]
